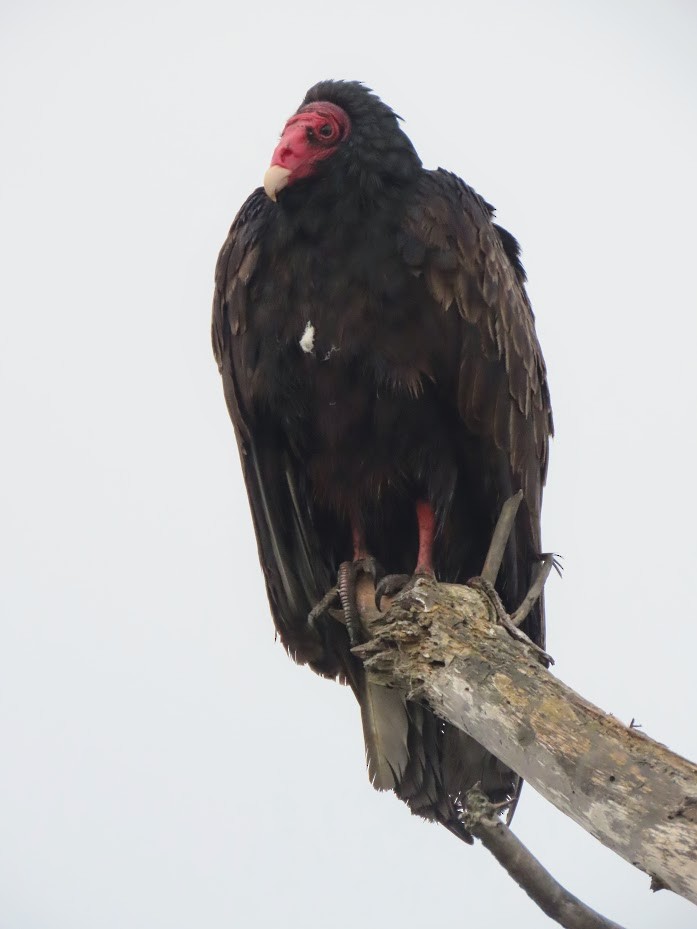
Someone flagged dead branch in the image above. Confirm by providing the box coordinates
[463,787,626,929]
[352,578,697,908]
[480,489,523,583]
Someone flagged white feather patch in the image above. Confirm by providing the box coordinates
[299,321,315,353]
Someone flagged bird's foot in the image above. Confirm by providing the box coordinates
[308,585,341,629]
[337,557,383,647]
[308,557,383,644]
[374,574,410,611]
[375,572,436,612]
[466,575,554,666]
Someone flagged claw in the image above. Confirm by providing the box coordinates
[374,574,411,611]
[375,572,437,611]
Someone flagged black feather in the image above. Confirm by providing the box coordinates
[213,80,552,837]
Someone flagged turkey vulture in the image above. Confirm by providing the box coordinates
[212,80,553,841]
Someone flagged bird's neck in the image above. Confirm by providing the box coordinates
[277,174,415,244]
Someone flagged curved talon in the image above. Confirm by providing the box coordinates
[375,572,437,611]
[375,574,411,611]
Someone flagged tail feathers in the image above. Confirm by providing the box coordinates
[389,704,440,815]
[359,683,518,842]
[441,725,517,805]
[360,681,410,791]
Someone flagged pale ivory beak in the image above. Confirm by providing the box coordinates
[263,165,292,201]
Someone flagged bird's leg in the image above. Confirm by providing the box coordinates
[336,520,382,646]
[414,499,436,576]
[308,522,382,637]
[375,500,437,610]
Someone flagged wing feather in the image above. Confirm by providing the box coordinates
[401,169,553,559]
[401,168,553,662]
[398,166,553,827]
[212,189,348,678]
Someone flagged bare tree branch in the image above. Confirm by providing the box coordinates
[463,787,627,929]
[511,553,558,627]
[480,489,523,583]
[352,578,697,909]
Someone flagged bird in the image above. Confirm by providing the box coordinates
[212,80,553,842]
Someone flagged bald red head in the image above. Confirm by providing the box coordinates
[263,102,351,201]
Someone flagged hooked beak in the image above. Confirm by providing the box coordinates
[263,164,292,202]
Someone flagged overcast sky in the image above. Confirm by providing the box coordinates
[2,1,696,927]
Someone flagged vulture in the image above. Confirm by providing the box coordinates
[212,80,553,842]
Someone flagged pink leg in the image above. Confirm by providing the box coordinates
[373,501,436,611]
[415,500,436,576]
[351,519,369,562]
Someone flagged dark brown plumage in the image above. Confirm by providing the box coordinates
[212,80,553,840]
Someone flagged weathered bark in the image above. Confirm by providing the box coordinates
[353,577,697,906]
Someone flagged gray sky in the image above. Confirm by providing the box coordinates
[2,1,696,926]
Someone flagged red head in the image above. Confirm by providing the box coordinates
[263,102,351,201]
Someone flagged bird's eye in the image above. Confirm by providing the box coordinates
[319,123,333,139]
